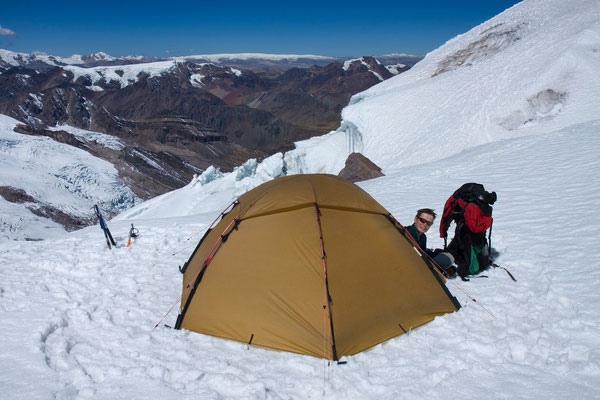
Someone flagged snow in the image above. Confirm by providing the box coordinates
[0,49,25,66]
[339,0,600,171]
[342,58,360,71]
[0,49,85,67]
[343,57,384,81]
[1,0,600,398]
[49,125,125,151]
[115,153,286,221]
[0,196,66,240]
[0,49,145,68]
[381,52,419,58]
[385,63,406,74]
[1,119,599,399]
[28,93,44,110]
[0,49,337,73]
[115,133,352,221]
[64,60,245,91]
[130,149,168,173]
[173,53,335,63]
[65,61,180,90]
[0,115,139,240]
[189,73,205,88]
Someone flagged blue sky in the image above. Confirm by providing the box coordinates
[1,0,522,57]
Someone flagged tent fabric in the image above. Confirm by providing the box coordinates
[175,174,459,359]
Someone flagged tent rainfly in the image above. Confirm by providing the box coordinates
[175,174,460,360]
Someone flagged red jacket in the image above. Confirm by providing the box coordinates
[440,195,492,237]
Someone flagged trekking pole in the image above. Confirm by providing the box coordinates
[486,219,516,282]
[491,263,517,282]
[94,205,116,249]
[489,218,493,255]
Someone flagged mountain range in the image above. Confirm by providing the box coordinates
[0,50,420,237]
[0,49,422,70]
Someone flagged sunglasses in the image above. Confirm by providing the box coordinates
[418,217,434,226]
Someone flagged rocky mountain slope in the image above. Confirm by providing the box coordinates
[0,50,417,236]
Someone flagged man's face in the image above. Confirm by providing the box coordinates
[414,213,434,235]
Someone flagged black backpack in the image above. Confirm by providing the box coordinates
[439,183,497,278]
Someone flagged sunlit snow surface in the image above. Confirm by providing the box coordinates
[1,0,600,398]
[340,0,600,171]
[1,121,599,399]
[0,115,139,240]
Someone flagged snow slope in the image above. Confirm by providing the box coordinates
[339,0,600,171]
[1,120,599,399]
[64,60,183,91]
[0,115,139,240]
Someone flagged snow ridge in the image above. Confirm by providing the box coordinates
[340,0,600,171]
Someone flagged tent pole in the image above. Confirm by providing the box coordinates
[314,203,339,361]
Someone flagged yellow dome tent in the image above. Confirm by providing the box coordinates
[175,174,460,359]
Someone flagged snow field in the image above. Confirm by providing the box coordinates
[341,0,600,172]
[360,123,600,398]
[1,121,599,399]
[0,115,139,240]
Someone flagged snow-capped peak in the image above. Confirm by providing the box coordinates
[172,53,336,63]
[0,49,144,68]
[342,57,385,81]
[85,52,115,61]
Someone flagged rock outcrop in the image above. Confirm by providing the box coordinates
[338,152,384,182]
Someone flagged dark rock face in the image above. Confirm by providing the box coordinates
[0,186,36,203]
[338,152,385,183]
[245,57,394,133]
[0,185,94,231]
